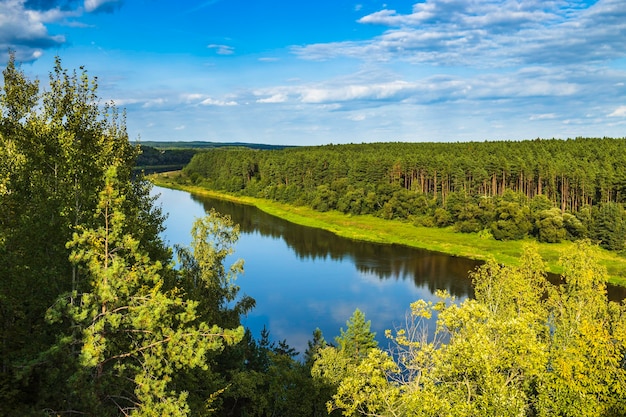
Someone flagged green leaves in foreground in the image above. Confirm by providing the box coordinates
[314,242,626,417]
[48,168,243,417]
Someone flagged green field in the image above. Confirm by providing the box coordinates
[151,172,626,287]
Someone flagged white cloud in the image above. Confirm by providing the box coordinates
[110,97,142,106]
[200,97,238,106]
[294,0,626,67]
[358,5,436,26]
[84,0,123,13]
[530,113,557,120]
[181,93,206,103]
[299,80,416,103]
[174,125,186,130]
[608,106,626,117]
[257,93,287,103]
[142,98,167,108]
[0,0,68,62]
[207,44,235,55]
[0,0,123,62]
[347,113,366,121]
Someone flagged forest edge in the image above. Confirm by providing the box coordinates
[149,171,626,288]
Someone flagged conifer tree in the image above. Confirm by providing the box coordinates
[47,168,243,416]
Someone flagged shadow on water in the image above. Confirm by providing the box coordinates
[191,193,626,303]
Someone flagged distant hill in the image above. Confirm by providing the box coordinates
[136,141,295,150]
[134,141,295,173]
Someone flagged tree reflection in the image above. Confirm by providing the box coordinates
[191,193,626,302]
[192,194,477,299]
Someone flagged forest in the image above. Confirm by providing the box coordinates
[1,57,625,416]
[134,142,291,173]
[183,139,626,251]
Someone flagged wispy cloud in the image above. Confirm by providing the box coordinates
[180,0,222,16]
[84,0,123,13]
[257,93,288,103]
[608,106,626,117]
[200,97,238,106]
[207,44,234,55]
[530,113,558,121]
[294,0,626,67]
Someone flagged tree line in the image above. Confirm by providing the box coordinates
[134,142,292,174]
[182,139,626,250]
[0,54,332,416]
[2,56,625,416]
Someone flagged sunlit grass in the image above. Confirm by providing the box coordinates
[151,172,626,286]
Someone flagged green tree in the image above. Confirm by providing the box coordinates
[335,308,378,361]
[47,168,244,416]
[537,240,626,416]
[534,207,567,243]
[591,202,626,251]
[433,247,549,416]
[311,309,380,415]
[0,54,148,414]
[175,209,255,330]
[491,195,532,240]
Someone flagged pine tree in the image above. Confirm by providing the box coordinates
[47,168,243,416]
[336,308,378,360]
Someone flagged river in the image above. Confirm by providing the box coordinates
[152,186,625,353]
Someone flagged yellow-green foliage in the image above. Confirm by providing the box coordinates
[313,242,626,417]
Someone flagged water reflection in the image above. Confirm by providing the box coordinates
[190,192,626,303]
[156,186,625,353]
[190,194,478,299]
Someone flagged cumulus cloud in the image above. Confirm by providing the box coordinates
[0,0,124,62]
[0,0,68,61]
[294,0,626,67]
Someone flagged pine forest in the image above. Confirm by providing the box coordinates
[1,57,626,416]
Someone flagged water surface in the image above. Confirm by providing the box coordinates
[153,186,626,353]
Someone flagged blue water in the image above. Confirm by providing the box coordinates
[153,186,476,353]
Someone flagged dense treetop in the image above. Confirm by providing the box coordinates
[183,138,626,250]
[0,54,322,416]
[2,54,625,416]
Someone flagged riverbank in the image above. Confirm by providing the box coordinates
[149,172,626,287]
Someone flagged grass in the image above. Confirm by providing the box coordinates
[150,171,626,287]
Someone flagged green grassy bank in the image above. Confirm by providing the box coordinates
[150,172,626,287]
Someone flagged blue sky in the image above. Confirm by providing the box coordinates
[2,0,626,145]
